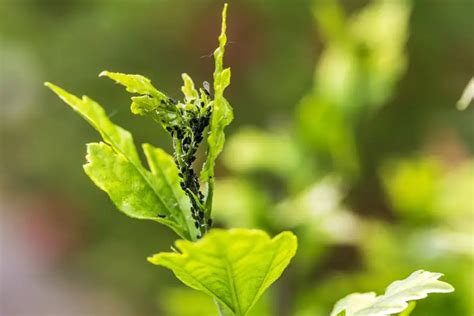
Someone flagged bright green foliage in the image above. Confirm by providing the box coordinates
[297,96,359,176]
[213,178,270,229]
[201,3,233,210]
[223,128,302,177]
[331,270,454,316]
[380,158,441,222]
[101,67,215,236]
[44,83,140,163]
[141,143,193,227]
[181,73,199,101]
[313,0,411,114]
[98,71,169,116]
[45,4,233,239]
[298,0,411,177]
[98,71,164,97]
[44,7,299,315]
[149,228,297,316]
[98,4,232,235]
[99,70,171,118]
[44,83,195,240]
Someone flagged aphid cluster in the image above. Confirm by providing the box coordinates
[129,76,215,239]
[157,82,213,238]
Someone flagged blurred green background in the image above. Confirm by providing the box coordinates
[1,0,473,315]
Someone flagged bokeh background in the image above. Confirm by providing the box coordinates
[1,0,473,315]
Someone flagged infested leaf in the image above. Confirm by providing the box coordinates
[45,83,195,240]
[99,71,165,98]
[201,3,234,211]
[99,71,169,115]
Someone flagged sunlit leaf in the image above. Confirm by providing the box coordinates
[44,82,140,163]
[213,178,269,228]
[99,70,166,98]
[331,270,454,316]
[99,71,169,115]
[45,83,195,240]
[201,4,234,207]
[332,292,377,316]
[456,77,474,110]
[297,95,359,176]
[149,228,297,316]
[223,128,302,177]
[142,143,195,235]
[380,158,441,222]
[398,302,416,316]
[181,73,199,101]
[83,142,184,235]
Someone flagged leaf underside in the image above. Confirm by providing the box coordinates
[44,82,195,240]
[331,270,454,316]
[148,228,298,316]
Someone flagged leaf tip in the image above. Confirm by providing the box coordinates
[44,81,60,93]
[98,70,109,78]
[220,3,228,39]
[278,230,298,246]
[147,254,158,265]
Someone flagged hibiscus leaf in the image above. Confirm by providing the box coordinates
[148,228,297,316]
[45,83,194,240]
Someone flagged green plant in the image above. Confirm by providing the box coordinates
[45,5,296,316]
[44,4,454,316]
[331,270,454,316]
[212,1,467,315]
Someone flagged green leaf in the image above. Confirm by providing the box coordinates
[99,71,169,115]
[130,95,161,115]
[45,82,195,240]
[148,228,297,316]
[380,158,441,222]
[99,71,165,98]
[44,82,140,164]
[297,95,359,176]
[181,73,199,101]
[83,142,183,234]
[331,270,454,316]
[332,293,377,316]
[142,143,195,234]
[201,3,233,209]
